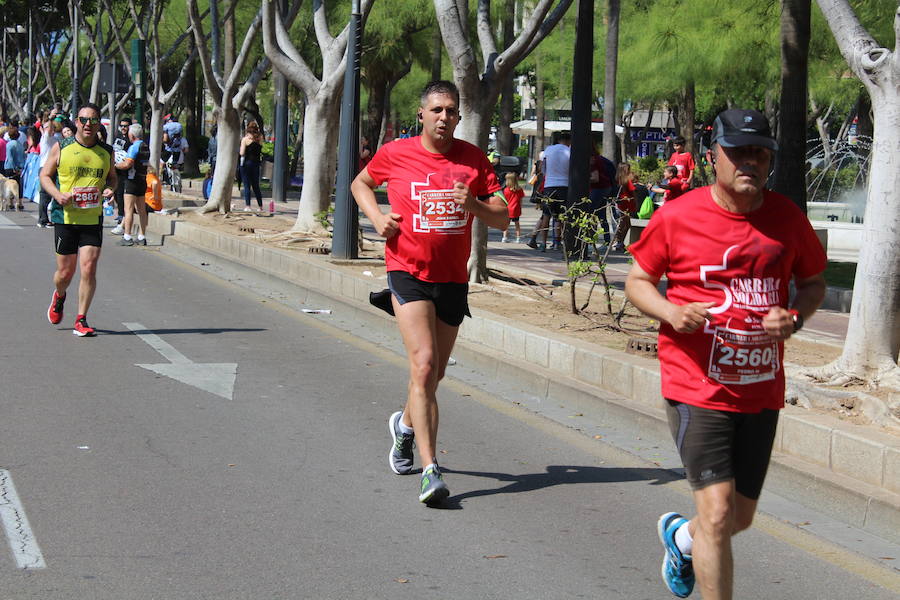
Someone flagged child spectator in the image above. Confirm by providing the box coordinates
[650,165,687,203]
[501,172,524,243]
[613,162,639,251]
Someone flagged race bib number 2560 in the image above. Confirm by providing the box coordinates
[707,327,779,385]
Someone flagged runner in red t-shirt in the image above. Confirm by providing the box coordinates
[352,81,508,506]
[625,109,826,599]
[667,136,695,186]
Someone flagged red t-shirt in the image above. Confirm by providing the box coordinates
[503,186,524,219]
[617,180,636,213]
[629,187,826,413]
[366,137,501,283]
[668,151,695,179]
[664,177,687,202]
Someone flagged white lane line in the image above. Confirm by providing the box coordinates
[0,469,46,569]
[123,322,191,364]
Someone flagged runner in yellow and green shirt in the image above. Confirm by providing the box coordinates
[40,102,116,337]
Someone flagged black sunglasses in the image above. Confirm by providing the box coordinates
[78,116,100,125]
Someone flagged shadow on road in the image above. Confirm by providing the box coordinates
[438,464,681,509]
[92,327,268,336]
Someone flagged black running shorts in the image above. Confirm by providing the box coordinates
[386,271,470,327]
[54,223,103,255]
[124,176,147,197]
[540,186,567,217]
[665,400,779,500]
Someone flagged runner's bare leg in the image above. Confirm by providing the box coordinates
[392,297,459,466]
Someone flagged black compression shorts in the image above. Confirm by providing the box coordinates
[385,271,470,327]
[54,223,103,255]
[665,400,779,500]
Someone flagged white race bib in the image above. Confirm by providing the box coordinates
[418,190,466,230]
[72,186,100,209]
[707,326,779,385]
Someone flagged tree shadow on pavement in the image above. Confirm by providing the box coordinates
[437,465,681,509]
[93,327,268,336]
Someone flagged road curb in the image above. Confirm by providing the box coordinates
[146,212,899,544]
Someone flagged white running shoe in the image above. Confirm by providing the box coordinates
[111,224,124,235]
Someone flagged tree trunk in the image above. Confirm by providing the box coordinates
[836,99,900,383]
[811,0,900,386]
[459,101,493,283]
[293,98,341,232]
[772,0,811,212]
[678,81,695,155]
[201,106,241,213]
[430,27,442,81]
[602,0,620,162]
[496,0,516,156]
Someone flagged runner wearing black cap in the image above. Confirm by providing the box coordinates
[625,108,827,599]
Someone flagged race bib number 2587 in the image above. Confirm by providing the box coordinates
[72,186,101,209]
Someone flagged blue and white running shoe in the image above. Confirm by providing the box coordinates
[657,512,695,597]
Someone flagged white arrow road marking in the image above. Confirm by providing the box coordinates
[0,469,46,569]
[124,322,238,400]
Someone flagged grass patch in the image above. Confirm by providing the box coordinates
[824,261,856,288]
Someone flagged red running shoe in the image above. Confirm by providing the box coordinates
[47,291,65,324]
[73,316,96,337]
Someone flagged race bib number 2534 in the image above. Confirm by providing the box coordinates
[418,190,466,229]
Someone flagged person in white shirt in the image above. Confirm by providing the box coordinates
[526,132,570,251]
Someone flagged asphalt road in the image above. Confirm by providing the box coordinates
[0,208,896,599]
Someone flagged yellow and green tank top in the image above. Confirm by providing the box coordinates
[49,136,113,225]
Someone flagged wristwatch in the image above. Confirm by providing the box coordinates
[788,309,803,333]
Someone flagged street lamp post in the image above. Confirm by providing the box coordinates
[331,0,362,259]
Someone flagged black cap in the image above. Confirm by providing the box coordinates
[710,109,778,151]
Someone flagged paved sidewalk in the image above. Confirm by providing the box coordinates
[169,180,851,346]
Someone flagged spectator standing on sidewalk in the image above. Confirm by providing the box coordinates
[36,119,63,227]
[4,128,25,210]
[625,109,826,600]
[116,124,151,246]
[667,136,695,187]
[351,80,507,506]
[110,118,132,233]
[239,121,264,212]
[589,145,617,249]
[526,132,570,251]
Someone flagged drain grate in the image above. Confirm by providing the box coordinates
[626,336,658,357]
[308,246,330,255]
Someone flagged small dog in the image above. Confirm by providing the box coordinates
[0,175,20,211]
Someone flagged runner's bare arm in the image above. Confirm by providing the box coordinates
[762,272,826,340]
[351,167,401,238]
[625,262,714,334]
[451,181,509,230]
[39,143,69,204]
